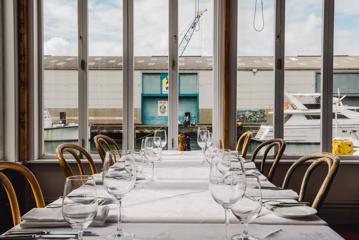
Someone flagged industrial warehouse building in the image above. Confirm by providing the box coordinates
[44,55,359,127]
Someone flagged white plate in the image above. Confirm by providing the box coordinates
[273,206,317,218]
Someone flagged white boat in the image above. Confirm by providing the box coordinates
[43,110,78,142]
[254,92,359,147]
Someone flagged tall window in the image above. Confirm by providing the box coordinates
[284,0,322,155]
[331,1,359,155]
[43,0,79,154]
[133,0,169,150]
[179,0,214,150]
[236,0,275,153]
[88,0,123,153]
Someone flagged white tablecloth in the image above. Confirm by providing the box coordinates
[5,151,342,239]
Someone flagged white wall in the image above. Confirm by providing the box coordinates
[44,69,318,111]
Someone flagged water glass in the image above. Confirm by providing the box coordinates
[103,151,136,239]
[231,174,262,240]
[197,128,210,162]
[62,175,98,240]
[205,138,223,164]
[154,129,167,149]
[144,136,162,180]
[209,153,246,240]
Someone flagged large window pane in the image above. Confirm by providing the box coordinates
[283,0,322,155]
[179,0,213,150]
[134,0,169,150]
[237,0,275,154]
[43,0,78,154]
[88,0,123,153]
[332,1,359,156]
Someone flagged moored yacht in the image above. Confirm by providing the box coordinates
[254,93,359,147]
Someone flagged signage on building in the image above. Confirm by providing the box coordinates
[158,100,168,116]
[161,73,169,94]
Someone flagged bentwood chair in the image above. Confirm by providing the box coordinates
[250,138,286,181]
[56,144,97,177]
[235,131,252,159]
[0,162,45,226]
[282,152,340,209]
[94,134,120,162]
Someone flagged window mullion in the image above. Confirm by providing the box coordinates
[274,0,285,139]
[78,0,88,149]
[123,0,134,150]
[320,0,335,152]
[213,0,223,142]
[168,0,178,150]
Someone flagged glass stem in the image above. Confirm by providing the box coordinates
[152,162,155,181]
[117,199,123,236]
[78,228,83,240]
[202,148,206,163]
[243,221,249,238]
[225,208,230,240]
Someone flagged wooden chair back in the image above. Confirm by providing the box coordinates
[282,152,340,209]
[235,131,252,159]
[0,172,21,226]
[56,144,97,177]
[94,134,120,162]
[0,162,45,226]
[250,138,286,181]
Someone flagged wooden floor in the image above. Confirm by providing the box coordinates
[331,225,359,240]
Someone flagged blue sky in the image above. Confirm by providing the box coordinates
[43,0,359,57]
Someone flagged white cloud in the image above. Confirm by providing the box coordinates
[43,0,359,57]
[44,37,74,56]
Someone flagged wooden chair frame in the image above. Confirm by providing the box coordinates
[0,172,21,226]
[282,152,340,209]
[0,162,45,226]
[56,144,97,177]
[250,138,286,181]
[94,134,120,162]
[235,131,252,159]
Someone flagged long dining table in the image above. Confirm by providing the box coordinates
[4,151,344,239]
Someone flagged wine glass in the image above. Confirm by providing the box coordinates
[143,137,162,181]
[62,175,98,240]
[205,137,223,164]
[197,128,210,163]
[154,129,167,149]
[231,173,262,240]
[103,151,137,239]
[209,152,246,240]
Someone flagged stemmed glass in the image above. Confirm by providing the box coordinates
[197,128,210,163]
[143,136,162,181]
[103,151,137,239]
[62,175,98,240]
[154,129,167,149]
[209,151,246,240]
[205,137,223,164]
[231,174,262,240]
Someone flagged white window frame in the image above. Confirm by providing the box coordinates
[37,0,346,159]
[230,0,357,159]
[38,0,220,157]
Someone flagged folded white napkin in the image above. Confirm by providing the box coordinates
[20,206,110,228]
[247,189,298,199]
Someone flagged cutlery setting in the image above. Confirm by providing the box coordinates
[2,230,99,239]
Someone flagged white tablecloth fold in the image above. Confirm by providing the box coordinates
[20,206,110,228]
